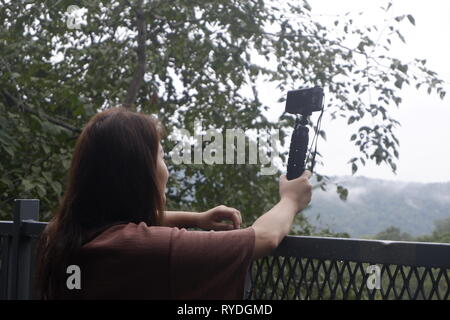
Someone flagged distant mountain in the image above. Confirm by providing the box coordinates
[304,176,450,238]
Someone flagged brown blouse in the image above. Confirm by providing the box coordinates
[63,222,255,299]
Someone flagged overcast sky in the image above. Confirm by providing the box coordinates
[261,0,450,183]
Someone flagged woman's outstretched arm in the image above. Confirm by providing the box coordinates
[251,171,312,260]
[160,211,201,228]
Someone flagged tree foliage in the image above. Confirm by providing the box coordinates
[416,217,450,244]
[373,217,450,244]
[0,0,446,234]
[374,226,413,241]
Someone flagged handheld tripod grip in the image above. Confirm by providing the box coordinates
[287,122,309,180]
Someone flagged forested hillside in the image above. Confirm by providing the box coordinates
[305,176,450,238]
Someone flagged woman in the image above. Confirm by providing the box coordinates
[35,107,312,299]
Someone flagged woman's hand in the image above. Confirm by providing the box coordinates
[279,170,312,213]
[197,205,242,231]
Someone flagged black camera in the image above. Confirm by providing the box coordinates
[285,86,324,180]
[285,87,324,116]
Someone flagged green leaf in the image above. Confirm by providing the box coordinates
[62,159,71,170]
[52,181,62,195]
[319,130,327,141]
[42,171,52,182]
[22,179,34,192]
[348,117,356,125]
[42,144,50,154]
[398,64,408,74]
[396,30,406,43]
[386,2,393,11]
[357,42,365,51]
[390,161,397,172]
[0,177,12,187]
[3,145,15,158]
[36,184,46,198]
[351,163,358,175]
[29,114,43,130]
[337,186,348,201]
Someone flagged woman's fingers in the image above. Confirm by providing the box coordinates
[223,210,240,229]
[214,206,241,229]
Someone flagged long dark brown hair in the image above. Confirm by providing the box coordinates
[35,107,166,299]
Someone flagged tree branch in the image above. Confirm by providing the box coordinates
[123,0,147,108]
[263,31,369,58]
[1,54,82,137]
[1,90,82,135]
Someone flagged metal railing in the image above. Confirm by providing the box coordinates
[244,236,450,300]
[0,199,46,299]
[1,199,450,300]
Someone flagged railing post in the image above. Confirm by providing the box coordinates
[7,199,40,300]
[0,222,12,299]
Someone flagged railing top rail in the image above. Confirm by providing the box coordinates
[0,221,14,235]
[274,235,450,268]
[0,221,47,237]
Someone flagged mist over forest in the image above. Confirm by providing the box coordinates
[306,176,450,239]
